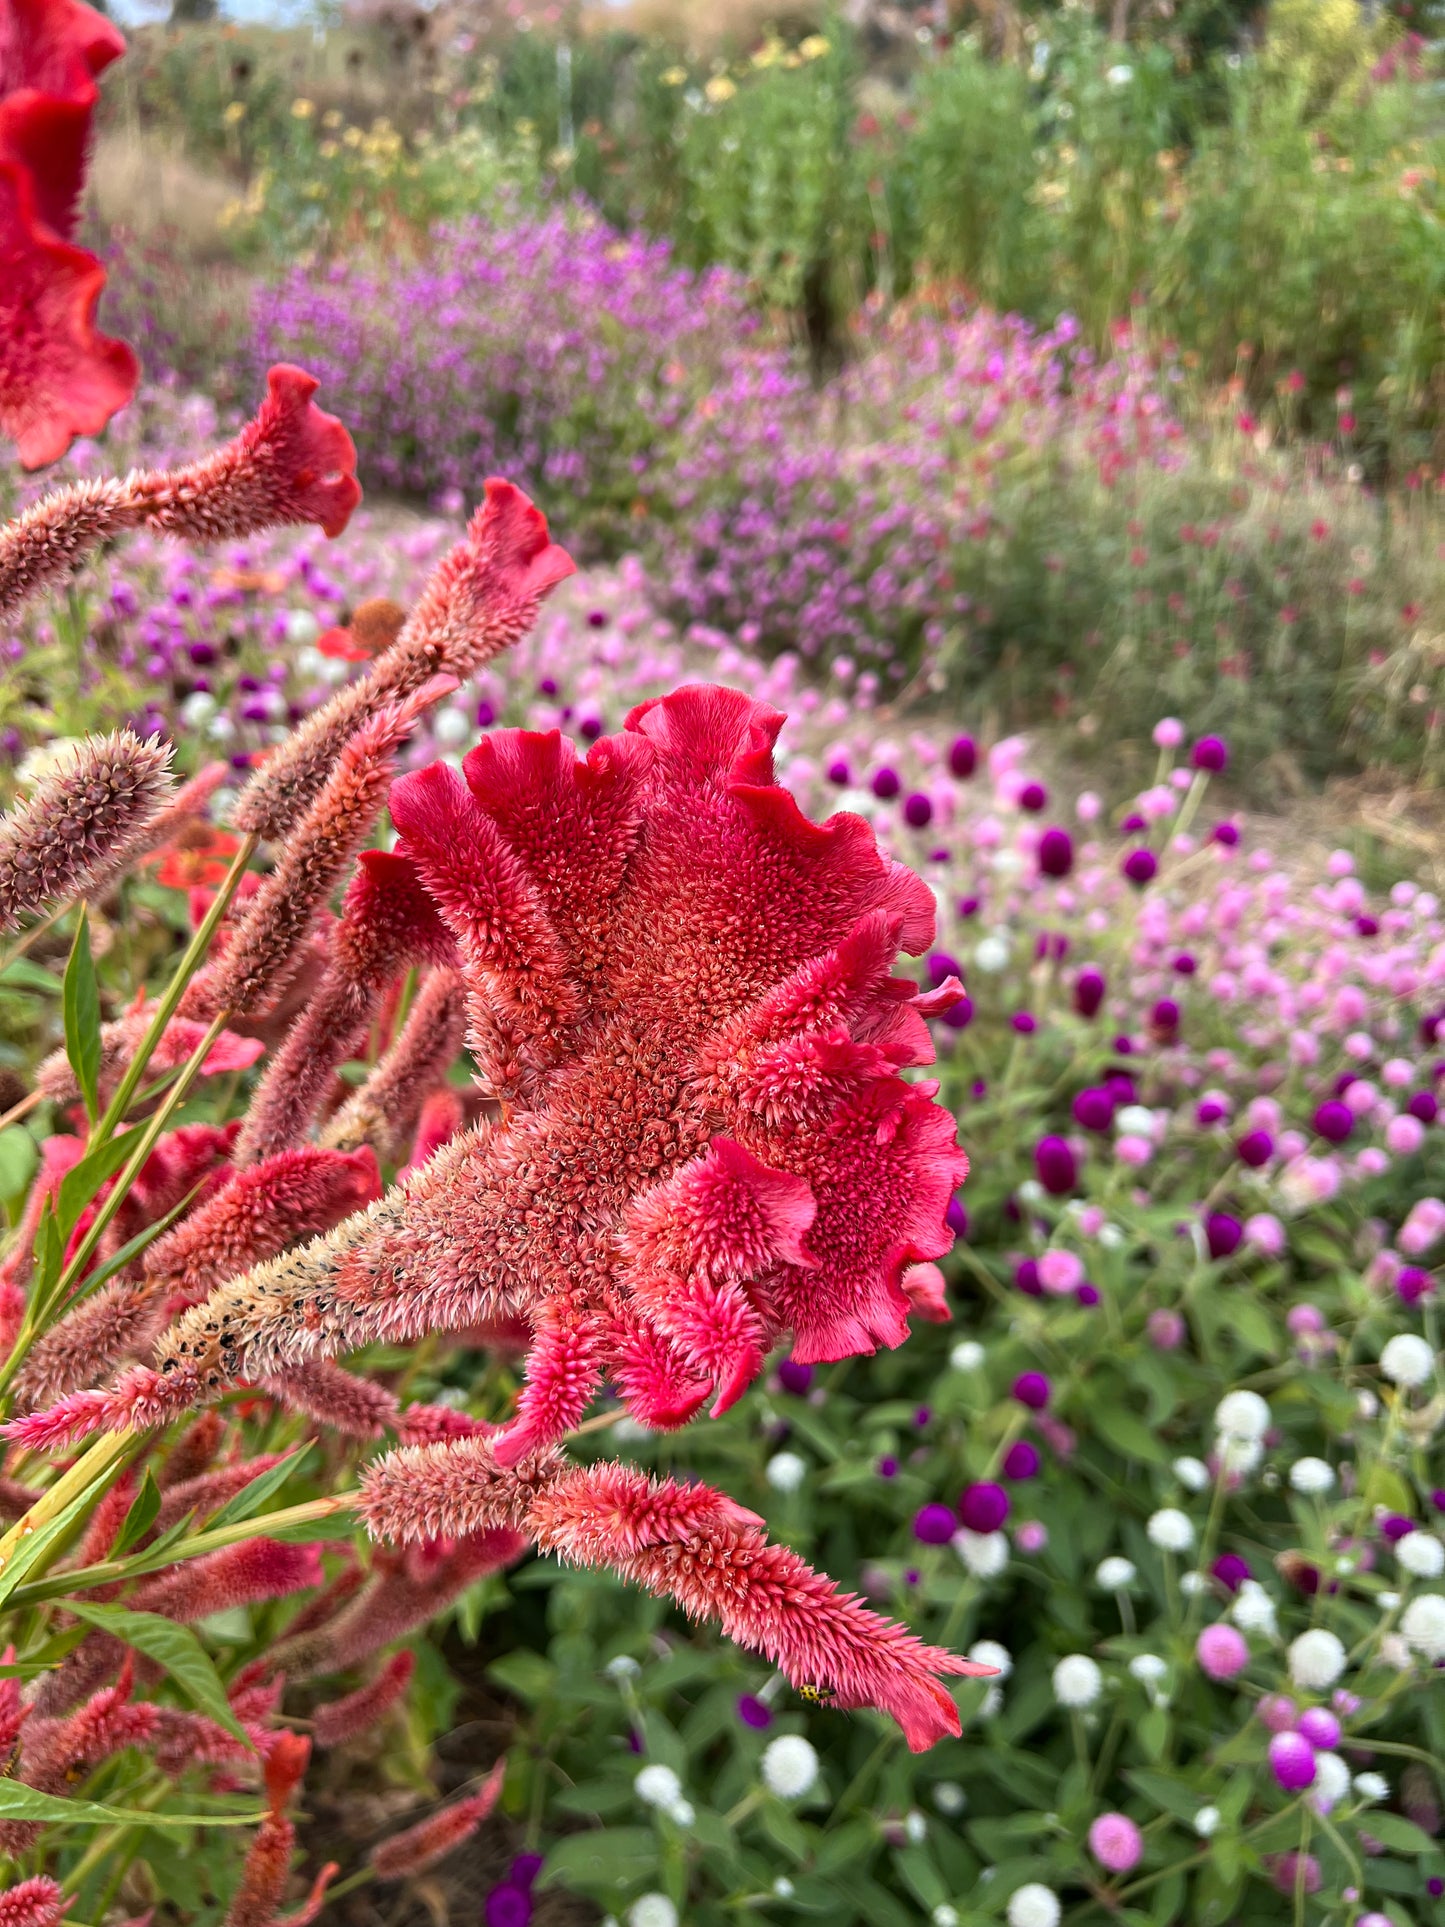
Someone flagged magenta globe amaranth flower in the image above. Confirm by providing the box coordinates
[927,950,962,987]
[1013,1257,1042,1296]
[1018,780,1047,812]
[1087,1812,1143,1875]
[737,1693,773,1729]
[777,1358,814,1395]
[1268,1731,1317,1791]
[1191,735,1229,772]
[1072,1087,1115,1133]
[913,1503,958,1546]
[1196,1623,1249,1679]
[1396,1266,1432,1304]
[1073,967,1106,1017]
[1204,1212,1243,1260]
[1002,1440,1040,1480]
[1237,1129,1274,1168]
[825,757,850,786]
[1212,1553,1251,1592]
[940,993,974,1031]
[904,792,933,829]
[1034,1135,1078,1196]
[1313,1100,1354,1144]
[1123,848,1158,887]
[1212,821,1239,847]
[958,1482,1010,1533]
[948,734,977,778]
[945,1197,969,1238]
[1012,1372,1051,1410]
[1296,1707,1341,1749]
[1150,998,1181,1044]
[484,1884,532,1927]
[871,766,900,800]
[1407,1090,1439,1123]
[1037,827,1074,878]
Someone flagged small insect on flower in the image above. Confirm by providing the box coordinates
[797,1682,834,1707]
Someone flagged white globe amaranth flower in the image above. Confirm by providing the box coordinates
[1096,1556,1137,1590]
[761,1734,820,1799]
[1231,1581,1278,1636]
[605,1655,641,1680]
[904,1809,928,1844]
[955,1528,1010,1577]
[1312,1751,1350,1811]
[1128,1654,1168,1687]
[772,1877,795,1900]
[613,1416,653,1444]
[669,1799,696,1827]
[1397,1532,1445,1580]
[1193,1806,1221,1838]
[973,934,1011,973]
[933,1780,966,1815]
[1180,1571,1209,1597]
[634,1764,683,1810]
[1147,1508,1195,1553]
[1215,1389,1270,1440]
[1017,1179,1045,1206]
[1098,1222,1126,1250]
[1288,1628,1347,1690]
[1378,1589,1401,1610]
[1218,1434,1262,1477]
[432,705,472,748]
[1052,1654,1103,1708]
[628,1898,678,1927]
[933,1908,960,1927]
[765,1451,808,1493]
[1289,1457,1335,1496]
[1352,1772,1389,1802]
[283,607,319,647]
[1172,1456,1210,1493]
[968,1640,1013,1678]
[1401,1592,1445,1660]
[1379,1334,1435,1389]
[1115,1104,1157,1138]
[950,1339,985,1372]
[1007,1883,1062,1927]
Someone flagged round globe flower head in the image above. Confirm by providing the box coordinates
[1212,1552,1251,1592]
[956,1529,1009,1577]
[1268,1731,1317,1791]
[1237,1129,1274,1168]
[1052,1654,1103,1709]
[1173,1456,1210,1492]
[1122,848,1158,888]
[1289,1457,1335,1496]
[949,734,977,779]
[941,994,974,1031]
[1192,1805,1221,1838]
[1310,1750,1350,1813]
[1147,1508,1195,1554]
[944,1196,969,1237]
[1351,1772,1389,1803]
[1212,820,1239,847]
[950,1339,984,1372]
[1012,1371,1051,1410]
[1147,1308,1185,1350]
[1088,1813,1143,1874]
[933,1780,966,1816]
[629,1896,678,1927]
[904,792,933,829]
[1073,967,1106,1018]
[1037,827,1074,878]
[1215,1389,1271,1441]
[914,1503,959,1546]
[1150,998,1180,1044]
[1288,1628,1347,1690]
[1003,1440,1040,1481]
[777,1357,814,1394]
[1256,1693,1297,1732]
[932,1908,959,1927]
[1034,1135,1077,1197]
[825,757,850,786]
[1153,717,1185,749]
[1205,1212,1243,1260]
[635,1764,684,1810]
[1017,780,1048,812]
[1072,1087,1115,1133]
[1013,1258,1042,1297]
[737,1694,772,1729]
[761,1734,819,1800]
[1380,1334,1435,1389]
[1190,735,1229,773]
[1296,1707,1340,1750]
[484,1883,531,1927]
[1396,1266,1432,1305]
[1038,1248,1084,1294]
[871,766,901,800]
[1096,1556,1137,1591]
[1196,1623,1249,1679]
[1312,1099,1354,1144]
[766,1451,807,1493]
[1397,1531,1445,1579]
[958,1482,1010,1533]
[1006,1885,1060,1927]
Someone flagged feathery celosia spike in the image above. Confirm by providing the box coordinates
[356,1436,560,1545]
[10,1277,162,1411]
[17,1653,157,1797]
[0,1644,30,1755]
[130,1540,322,1624]
[184,677,456,1025]
[152,1454,290,1537]
[221,1731,323,1927]
[257,1358,400,1440]
[0,730,173,933]
[0,365,359,616]
[37,1000,263,1104]
[319,967,467,1160]
[161,1409,225,1486]
[487,1306,602,1468]
[0,1878,64,1927]
[234,479,576,843]
[144,1146,381,1314]
[400,1086,465,1174]
[369,1757,506,1880]
[311,1649,415,1748]
[232,852,455,1167]
[0,1132,84,1302]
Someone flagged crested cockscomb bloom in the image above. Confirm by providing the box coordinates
[183,677,456,1025]
[0,0,135,468]
[223,1733,335,1927]
[0,729,173,933]
[311,1649,416,1748]
[0,365,358,617]
[232,854,456,1167]
[57,687,967,1457]
[0,1878,64,1927]
[368,1757,506,1880]
[319,967,467,1162]
[358,1443,994,1750]
[233,479,576,843]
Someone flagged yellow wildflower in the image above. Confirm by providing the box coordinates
[799,33,830,58]
[223,100,246,124]
[290,97,314,119]
[704,74,736,102]
[322,108,343,130]
[661,65,687,85]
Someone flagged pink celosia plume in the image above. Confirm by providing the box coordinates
[223,1733,336,1927]
[319,966,467,1161]
[311,1649,415,1748]
[0,1878,64,1927]
[368,1756,506,1880]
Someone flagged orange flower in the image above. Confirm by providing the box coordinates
[148,826,243,890]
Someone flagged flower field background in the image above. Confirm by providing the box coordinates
[1,0,1445,1924]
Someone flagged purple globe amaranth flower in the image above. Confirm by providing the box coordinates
[1211,1553,1251,1592]
[1196,1097,1226,1125]
[1355,914,1380,937]
[1191,735,1229,772]
[1396,1266,1432,1304]
[1237,1129,1274,1168]
[1012,1372,1051,1410]
[1002,1440,1040,1480]
[1073,967,1106,1018]
[957,1482,1010,1533]
[871,766,901,800]
[1205,1212,1244,1260]
[1212,820,1240,847]
[1267,1853,1320,1898]
[1123,848,1158,887]
[1173,952,1198,977]
[1035,1134,1078,1196]
[1150,998,1181,1043]
[1296,1707,1341,1750]
[927,951,962,987]
[940,994,974,1031]
[1038,827,1074,878]
[948,734,977,778]
[913,1503,958,1546]
[1268,1731,1317,1791]
[737,1693,773,1729]
[1121,812,1147,834]
[778,1358,814,1395]
[957,894,980,918]
[1313,1099,1354,1143]
[510,1855,544,1890]
[1072,1087,1115,1133]
[1014,1258,1042,1296]
[1011,1012,1037,1035]
[877,1455,899,1478]
[904,792,933,829]
[1407,1090,1439,1124]
[826,757,850,785]
[1076,1282,1101,1307]
[1017,781,1047,813]
[945,1197,969,1237]
[484,1885,532,1927]
[1379,1513,1415,1543]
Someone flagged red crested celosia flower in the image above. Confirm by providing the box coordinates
[0,0,136,468]
[0,1878,64,1927]
[368,1756,506,1880]
[0,364,360,618]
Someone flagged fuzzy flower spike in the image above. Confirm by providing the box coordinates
[20,687,967,1460]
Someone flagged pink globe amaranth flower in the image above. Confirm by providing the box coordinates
[1087,1812,1144,1874]
[1038,1248,1084,1294]
[1268,1731,1317,1791]
[1266,1852,1320,1897]
[957,1482,1009,1533]
[1146,1308,1185,1350]
[1257,1693,1298,1733]
[1296,1706,1340,1750]
[1196,1623,1249,1679]
[1387,1113,1425,1157]
[1152,717,1184,749]
[1243,1212,1286,1258]
[1034,1135,1077,1196]
[1015,1520,1048,1553]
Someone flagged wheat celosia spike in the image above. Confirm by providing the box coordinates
[369,1757,506,1880]
[129,1540,323,1624]
[234,479,576,843]
[0,1879,63,1927]
[311,1649,415,1748]
[0,729,173,933]
[257,1358,401,1440]
[222,1732,336,1927]
[0,365,359,618]
[319,967,467,1160]
[16,1655,157,1798]
[232,853,456,1167]
[182,678,455,1026]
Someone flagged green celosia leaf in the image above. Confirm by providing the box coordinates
[111,1468,163,1556]
[0,1779,262,1829]
[0,1125,37,1209]
[206,1444,312,1532]
[66,1600,251,1748]
[62,908,102,1125]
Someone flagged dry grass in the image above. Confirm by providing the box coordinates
[580,0,820,54]
[88,128,238,265]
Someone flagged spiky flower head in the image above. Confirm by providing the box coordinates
[368,1757,507,1880]
[0,729,173,932]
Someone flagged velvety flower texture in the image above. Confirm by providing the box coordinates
[0,0,136,467]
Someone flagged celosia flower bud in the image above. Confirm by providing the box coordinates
[223,1732,336,1927]
[0,730,173,932]
[370,1757,506,1880]
[0,366,358,616]
[312,1650,416,1748]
